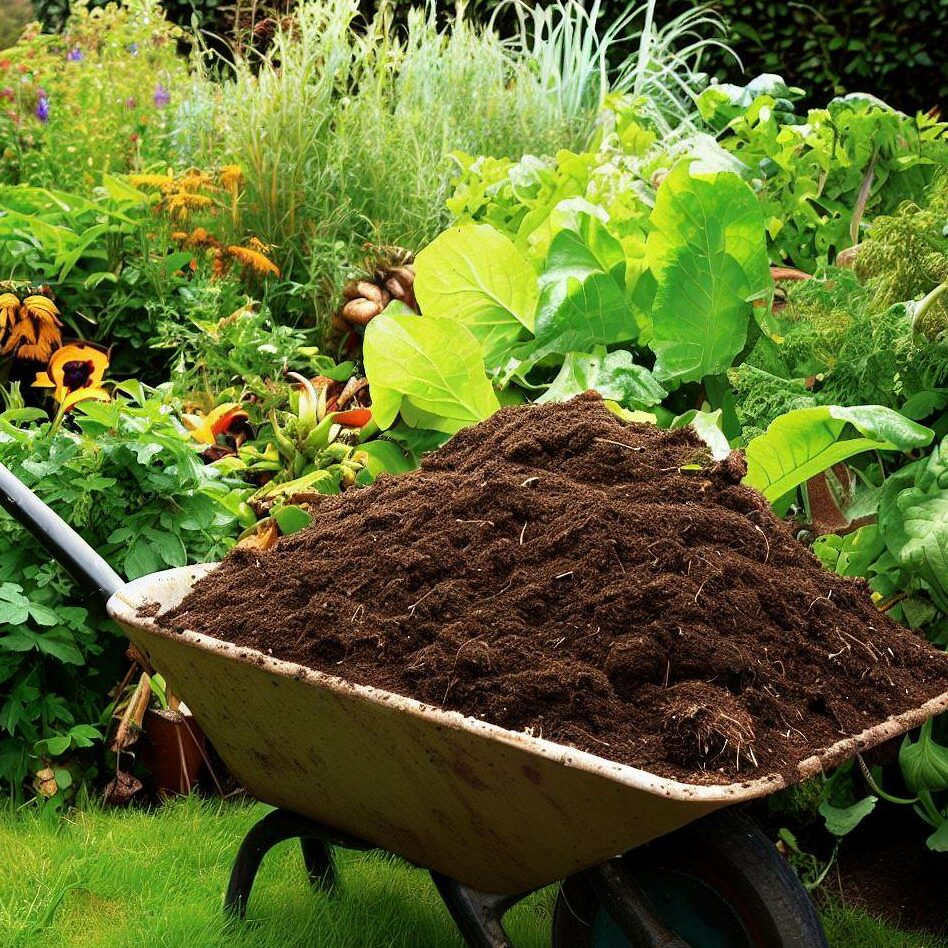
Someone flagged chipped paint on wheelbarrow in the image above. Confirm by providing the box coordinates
[109,564,948,896]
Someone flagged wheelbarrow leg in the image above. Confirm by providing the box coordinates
[431,873,527,948]
[225,808,338,918]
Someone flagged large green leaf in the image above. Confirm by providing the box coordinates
[542,210,626,287]
[363,311,500,435]
[743,405,933,505]
[900,720,948,794]
[507,273,636,380]
[879,438,948,611]
[645,162,771,386]
[819,796,877,837]
[413,224,538,370]
[536,347,665,409]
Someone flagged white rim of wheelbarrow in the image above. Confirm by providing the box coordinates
[108,563,948,806]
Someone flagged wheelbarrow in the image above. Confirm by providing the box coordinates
[4,464,947,948]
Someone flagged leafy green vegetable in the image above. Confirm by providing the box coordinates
[878,438,948,612]
[645,162,772,386]
[413,224,538,371]
[363,310,500,435]
[743,405,933,505]
[509,273,635,380]
[536,347,665,409]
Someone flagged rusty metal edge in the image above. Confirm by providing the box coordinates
[109,564,948,806]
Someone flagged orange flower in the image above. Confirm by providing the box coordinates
[33,342,111,410]
[181,403,250,446]
[227,245,280,277]
[166,192,214,218]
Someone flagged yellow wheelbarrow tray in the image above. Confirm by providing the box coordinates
[4,463,946,948]
[110,563,948,897]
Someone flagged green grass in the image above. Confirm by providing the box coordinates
[0,797,942,948]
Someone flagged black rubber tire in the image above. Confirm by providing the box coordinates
[552,809,827,948]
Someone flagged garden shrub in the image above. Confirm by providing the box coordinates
[0,0,188,189]
[0,387,243,798]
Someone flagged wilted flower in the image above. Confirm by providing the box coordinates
[153,83,170,108]
[125,97,137,109]
[67,48,83,63]
[35,95,49,123]
[1,293,62,362]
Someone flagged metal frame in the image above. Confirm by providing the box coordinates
[225,808,694,948]
[224,807,532,947]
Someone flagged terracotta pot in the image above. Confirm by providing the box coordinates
[141,708,205,796]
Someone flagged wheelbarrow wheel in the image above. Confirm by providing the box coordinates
[552,810,826,948]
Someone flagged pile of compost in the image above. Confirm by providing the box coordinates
[159,395,948,783]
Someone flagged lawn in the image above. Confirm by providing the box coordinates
[0,798,942,948]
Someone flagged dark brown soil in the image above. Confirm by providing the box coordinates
[158,395,948,784]
[819,808,948,936]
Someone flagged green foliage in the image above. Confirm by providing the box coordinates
[413,224,538,373]
[204,0,587,331]
[31,0,222,33]
[743,405,933,506]
[0,1,188,190]
[698,79,948,269]
[878,438,948,614]
[852,176,948,310]
[0,0,33,49]
[535,346,664,410]
[0,388,243,796]
[363,310,499,435]
[645,161,770,384]
[154,296,335,398]
[449,76,948,274]
[704,0,948,113]
[728,364,814,441]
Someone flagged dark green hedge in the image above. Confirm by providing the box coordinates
[704,0,948,112]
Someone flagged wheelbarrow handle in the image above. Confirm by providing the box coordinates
[0,461,124,603]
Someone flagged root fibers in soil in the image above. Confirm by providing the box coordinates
[159,395,948,784]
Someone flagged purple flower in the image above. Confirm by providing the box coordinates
[35,95,49,123]
[67,47,83,62]
[128,43,139,56]
[153,83,170,108]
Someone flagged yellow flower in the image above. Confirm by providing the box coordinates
[128,173,174,190]
[166,192,214,218]
[227,245,280,277]
[181,402,250,446]
[219,164,244,194]
[33,342,111,410]
[2,295,63,363]
[176,169,214,193]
